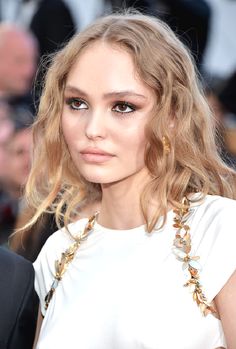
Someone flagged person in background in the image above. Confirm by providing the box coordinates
[205,71,236,169]
[10,207,57,262]
[0,101,14,244]
[4,108,33,200]
[219,71,236,160]
[30,0,76,107]
[0,24,37,97]
[0,106,33,245]
[0,0,76,57]
[64,0,106,31]
[0,1,75,110]
[0,246,38,349]
[0,101,14,182]
[157,0,211,69]
[30,0,76,58]
[21,11,236,348]
[109,0,211,70]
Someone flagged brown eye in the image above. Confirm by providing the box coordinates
[112,102,135,114]
[66,98,88,110]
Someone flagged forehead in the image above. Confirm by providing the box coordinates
[66,41,149,94]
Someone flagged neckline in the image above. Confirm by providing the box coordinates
[45,195,217,318]
[94,208,174,234]
[94,221,146,233]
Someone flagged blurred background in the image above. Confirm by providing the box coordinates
[0,0,235,259]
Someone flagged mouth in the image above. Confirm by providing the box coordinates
[80,148,114,163]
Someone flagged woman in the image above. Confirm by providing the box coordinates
[26,12,236,348]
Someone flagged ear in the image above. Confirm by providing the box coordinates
[168,115,176,136]
[169,119,175,129]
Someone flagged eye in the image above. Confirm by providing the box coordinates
[65,97,88,111]
[112,102,135,114]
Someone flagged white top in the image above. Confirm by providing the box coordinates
[34,195,236,349]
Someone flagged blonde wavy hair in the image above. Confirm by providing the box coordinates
[24,11,236,233]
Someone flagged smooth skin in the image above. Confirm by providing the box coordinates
[33,42,236,348]
[62,41,156,230]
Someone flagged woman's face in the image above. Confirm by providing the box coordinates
[5,128,32,189]
[62,41,155,185]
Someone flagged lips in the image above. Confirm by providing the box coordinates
[81,147,112,156]
[80,147,114,163]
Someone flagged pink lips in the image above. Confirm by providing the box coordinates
[80,147,114,163]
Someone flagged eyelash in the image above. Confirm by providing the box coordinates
[65,97,88,110]
[112,101,136,114]
[65,97,136,115]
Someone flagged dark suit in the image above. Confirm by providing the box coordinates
[0,247,38,349]
[30,0,76,57]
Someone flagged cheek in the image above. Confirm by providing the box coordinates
[61,115,76,149]
[122,127,147,161]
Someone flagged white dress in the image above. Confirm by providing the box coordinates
[34,195,236,349]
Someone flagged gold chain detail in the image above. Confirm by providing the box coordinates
[44,199,218,317]
[44,213,98,311]
[172,197,218,317]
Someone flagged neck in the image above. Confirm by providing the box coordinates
[98,168,152,230]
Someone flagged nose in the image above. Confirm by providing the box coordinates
[85,109,107,140]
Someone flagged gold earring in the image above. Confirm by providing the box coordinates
[162,136,171,155]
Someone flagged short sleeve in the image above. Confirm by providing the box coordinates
[191,196,236,302]
[33,219,87,317]
[33,234,58,317]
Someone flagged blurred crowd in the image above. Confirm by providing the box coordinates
[0,0,236,261]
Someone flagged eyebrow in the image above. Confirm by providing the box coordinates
[64,85,147,100]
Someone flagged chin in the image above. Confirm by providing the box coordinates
[79,168,116,184]
[81,171,118,185]
[84,176,115,185]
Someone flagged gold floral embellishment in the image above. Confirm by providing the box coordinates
[172,197,218,318]
[44,213,98,311]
